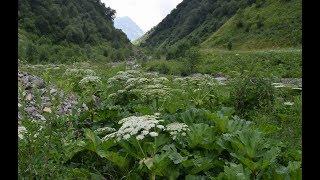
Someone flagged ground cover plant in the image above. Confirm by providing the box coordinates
[142,48,301,78]
[18,61,301,179]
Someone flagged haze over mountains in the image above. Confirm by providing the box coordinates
[114,16,144,42]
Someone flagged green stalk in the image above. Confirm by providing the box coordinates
[150,173,156,180]
[137,139,146,157]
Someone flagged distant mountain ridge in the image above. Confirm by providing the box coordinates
[114,16,144,41]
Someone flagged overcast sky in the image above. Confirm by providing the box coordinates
[102,0,183,32]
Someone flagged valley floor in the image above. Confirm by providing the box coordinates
[18,56,302,178]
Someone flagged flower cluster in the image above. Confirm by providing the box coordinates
[107,70,141,89]
[107,70,173,101]
[166,122,189,140]
[102,115,164,141]
[79,75,101,87]
[173,74,218,88]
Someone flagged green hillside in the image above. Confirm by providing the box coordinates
[18,0,133,63]
[141,0,256,49]
[201,0,302,50]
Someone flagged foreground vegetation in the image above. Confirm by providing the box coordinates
[18,60,301,179]
[18,0,302,179]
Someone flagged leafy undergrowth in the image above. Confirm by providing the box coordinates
[18,62,301,179]
[143,48,301,78]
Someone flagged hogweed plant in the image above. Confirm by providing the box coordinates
[67,109,301,179]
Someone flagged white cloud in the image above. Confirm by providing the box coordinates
[102,0,183,32]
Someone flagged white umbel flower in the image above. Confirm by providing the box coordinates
[166,123,189,140]
[103,115,164,141]
[79,75,101,87]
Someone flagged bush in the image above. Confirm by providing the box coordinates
[65,26,85,44]
[158,63,170,74]
[231,76,275,116]
[236,20,244,28]
[227,41,233,50]
[25,43,38,62]
[256,15,264,29]
[38,49,49,62]
[185,47,201,73]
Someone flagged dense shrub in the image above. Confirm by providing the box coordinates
[227,41,233,50]
[184,47,202,73]
[231,76,275,116]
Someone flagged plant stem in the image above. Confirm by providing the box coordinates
[150,173,156,180]
[137,140,146,157]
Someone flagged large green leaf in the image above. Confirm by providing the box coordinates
[187,123,217,150]
[152,153,172,176]
[215,163,251,180]
[97,150,128,168]
[187,155,217,174]
[162,144,187,164]
[84,129,101,151]
[119,141,142,159]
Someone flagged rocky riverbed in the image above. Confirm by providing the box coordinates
[18,70,89,138]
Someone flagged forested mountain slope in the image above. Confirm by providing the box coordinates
[201,0,302,50]
[140,0,256,49]
[18,0,132,63]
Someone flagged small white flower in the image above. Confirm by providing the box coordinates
[149,132,158,137]
[284,102,294,106]
[166,122,189,140]
[95,127,116,134]
[123,134,131,140]
[136,134,145,140]
[18,126,27,139]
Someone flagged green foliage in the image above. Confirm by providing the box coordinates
[145,48,301,78]
[202,0,302,50]
[18,0,123,45]
[18,0,132,63]
[230,76,275,117]
[19,61,301,179]
[186,123,217,150]
[142,0,256,49]
[185,47,202,73]
[216,163,251,180]
[25,42,38,62]
[227,41,233,50]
